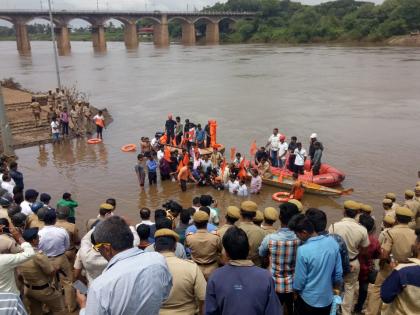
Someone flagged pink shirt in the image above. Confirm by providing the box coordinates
[250,176,262,193]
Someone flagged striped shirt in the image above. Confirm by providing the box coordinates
[259,228,301,293]
[0,292,27,315]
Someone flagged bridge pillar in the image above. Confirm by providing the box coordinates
[206,22,219,45]
[55,25,71,55]
[15,22,31,54]
[181,23,195,45]
[92,25,107,51]
[153,15,169,46]
[124,23,138,49]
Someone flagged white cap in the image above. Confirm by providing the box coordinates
[310,133,317,139]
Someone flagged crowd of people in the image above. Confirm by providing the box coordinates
[30,88,106,143]
[136,119,324,199]
[0,143,419,315]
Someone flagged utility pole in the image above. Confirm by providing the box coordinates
[0,86,15,157]
[47,0,62,91]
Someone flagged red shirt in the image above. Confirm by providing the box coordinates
[358,234,380,282]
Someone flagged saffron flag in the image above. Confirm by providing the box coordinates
[230,147,236,162]
[164,146,171,162]
[249,140,257,157]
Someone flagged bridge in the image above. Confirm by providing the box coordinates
[0,10,256,54]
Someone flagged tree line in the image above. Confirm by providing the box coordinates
[207,0,420,43]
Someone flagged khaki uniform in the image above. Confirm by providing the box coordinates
[0,207,9,220]
[70,109,79,133]
[382,258,420,315]
[159,252,207,315]
[185,230,222,280]
[55,219,80,264]
[236,221,266,267]
[217,224,234,240]
[19,251,65,315]
[27,214,44,229]
[30,101,41,126]
[0,234,22,254]
[261,225,277,235]
[404,199,420,218]
[328,218,369,315]
[48,254,76,312]
[366,224,416,315]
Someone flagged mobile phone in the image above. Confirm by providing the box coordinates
[72,280,88,295]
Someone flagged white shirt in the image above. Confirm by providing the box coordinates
[151,137,159,148]
[136,220,154,228]
[278,142,288,159]
[38,225,70,257]
[209,207,220,226]
[20,200,33,216]
[294,148,307,166]
[237,184,249,197]
[1,181,15,195]
[268,134,281,151]
[200,159,213,173]
[0,242,35,294]
[51,121,59,133]
[227,180,240,194]
[157,150,164,161]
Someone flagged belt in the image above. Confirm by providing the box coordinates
[196,261,217,266]
[24,283,49,290]
[350,256,359,262]
[48,253,64,258]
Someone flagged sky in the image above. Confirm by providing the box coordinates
[0,0,383,26]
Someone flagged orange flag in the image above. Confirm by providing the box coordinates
[230,147,236,162]
[221,158,227,177]
[238,159,247,180]
[164,147,171,162]
[249,140,257,157]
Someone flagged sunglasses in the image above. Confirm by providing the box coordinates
[92,242,110,252]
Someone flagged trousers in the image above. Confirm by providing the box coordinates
[341,259,360,315]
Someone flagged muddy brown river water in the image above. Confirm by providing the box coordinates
[1,41,420,232]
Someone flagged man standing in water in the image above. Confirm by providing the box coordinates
[165,115,176,145]
[135,154,146,188]
[175,116,183,146]
[266,128,281,167]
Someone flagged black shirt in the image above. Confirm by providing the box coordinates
[255,150,268,163]
[165,119,176,133]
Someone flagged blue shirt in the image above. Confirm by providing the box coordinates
[81,248,172,315]
[205,260,283,315]
[146,160,157,172]
[196,129,206,142]
[185,223,217,235]
[293,235,343,308]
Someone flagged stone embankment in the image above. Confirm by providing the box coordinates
[387,34,420,46]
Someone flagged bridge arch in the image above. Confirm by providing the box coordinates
[135,16,162,25]
[167,16,191,24]
[25,16,61,26]
[0,16,13,24]
[102,17,131,26]
[193,16,217,25]
[217,17,238,24]
[66,17,94,26]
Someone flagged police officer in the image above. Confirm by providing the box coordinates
[185,210,222,280]
[155,228,207,315]
[385,192,400,210]
[328,200,369,315]
[55,206,80,265]
[403,189,419,217]
[0,218,21,254]
[217,206,240,240]
[253,210,264,227]
[366,206,417,315]
[237,201,266,267]
[382,198,395,219]
[19,228,65,315]
[38,208,76,312]
[261,207,278,234]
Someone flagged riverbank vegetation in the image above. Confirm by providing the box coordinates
[1,0,419,44]
[208,0,420,43]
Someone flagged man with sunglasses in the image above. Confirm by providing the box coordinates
[77,216,172,315]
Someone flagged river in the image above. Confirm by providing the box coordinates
[1,41,420,232]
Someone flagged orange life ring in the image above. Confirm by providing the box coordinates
[87,138,102,144]
[272,191,291,203]
[121,144,136,152]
